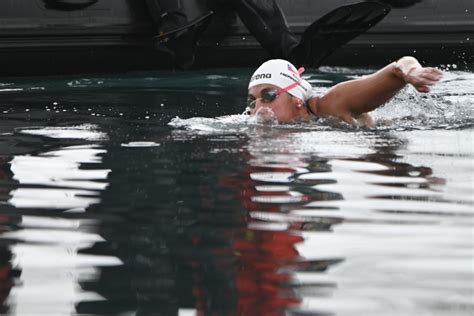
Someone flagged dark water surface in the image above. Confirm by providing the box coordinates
[0,67,473,315]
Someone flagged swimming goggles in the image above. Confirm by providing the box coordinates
[246,67,305,110]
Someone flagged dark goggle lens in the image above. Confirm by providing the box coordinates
[261,89,279,102]
[246,89,280,109]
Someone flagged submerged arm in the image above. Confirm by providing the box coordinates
[313,56,442,124]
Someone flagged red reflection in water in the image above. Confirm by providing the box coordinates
[196,161,308,315]
[233,230,303,316]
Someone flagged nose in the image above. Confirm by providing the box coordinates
[250,98,269,115]
[254,106,277,124]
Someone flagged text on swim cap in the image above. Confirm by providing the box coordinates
[280,72,308,92]
[251,73,272,81]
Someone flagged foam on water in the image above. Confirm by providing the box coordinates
[373,71,474,130]
[169,114,259,134]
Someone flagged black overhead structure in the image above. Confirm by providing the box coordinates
[0,0,472,76]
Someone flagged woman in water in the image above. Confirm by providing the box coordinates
[247,56,443,127]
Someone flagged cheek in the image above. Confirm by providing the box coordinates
[274,112,292,123]
[271,103,295,122]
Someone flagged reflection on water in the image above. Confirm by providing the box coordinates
[0,67,473,315]
[9,144,109,209]
[0,126,117,315]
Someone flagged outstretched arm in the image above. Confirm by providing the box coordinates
[313,56,442,125]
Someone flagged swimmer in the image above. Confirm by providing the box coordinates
[246,57,443,127]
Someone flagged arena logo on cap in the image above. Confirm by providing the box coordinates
[251,73,272,81]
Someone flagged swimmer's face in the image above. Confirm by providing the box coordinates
[247,84,301,123]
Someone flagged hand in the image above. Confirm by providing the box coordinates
[404,66,443,93]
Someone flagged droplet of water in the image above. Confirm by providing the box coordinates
[121,142,160,148]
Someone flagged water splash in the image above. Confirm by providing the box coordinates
[169,114,253,135]
[373,72,474,130]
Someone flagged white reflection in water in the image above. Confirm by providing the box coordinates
[295,221,474,316]
[121,141,161,147]
[247,130,380,157]
[238,126,474,315]
[8,145,111,209]
[396,130,474,203]
[3,128,118,315]
[6,215,121,316]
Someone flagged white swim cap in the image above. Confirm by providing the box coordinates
[248,59,313,102]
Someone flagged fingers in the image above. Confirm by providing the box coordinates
[410,67,442,93]
[341,113,359,127]
[416,85,430,93]
[422,67,443,82]
[427,67,443,76]
[418,75,439,86]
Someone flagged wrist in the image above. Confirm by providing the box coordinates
[403,66,418,83]
[394,56,421,82]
